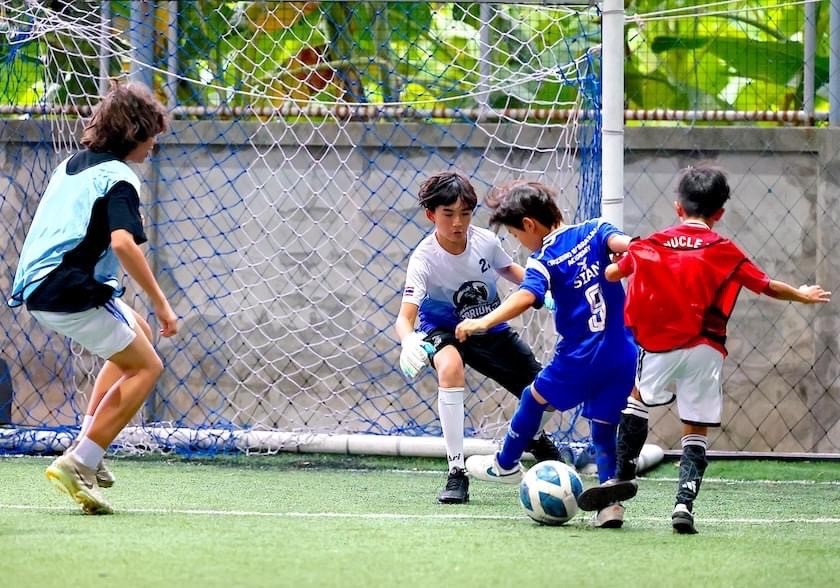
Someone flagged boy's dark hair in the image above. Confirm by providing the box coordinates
[486,180,564,230]
[677,165,731,218]
[418,171,478,211]
[81,81,170,159]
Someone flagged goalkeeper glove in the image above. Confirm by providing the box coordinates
[544,291,556,312]
[400,332,433,379]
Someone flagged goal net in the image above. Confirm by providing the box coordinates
[0,0,602,455]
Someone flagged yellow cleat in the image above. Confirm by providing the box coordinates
[46,453,113,515]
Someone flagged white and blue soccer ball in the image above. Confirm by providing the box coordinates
[519,460,584,526]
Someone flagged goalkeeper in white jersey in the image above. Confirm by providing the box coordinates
[394,171,559,504]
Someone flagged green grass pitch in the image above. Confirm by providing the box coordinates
[2,454,839,587]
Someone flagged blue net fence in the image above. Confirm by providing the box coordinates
[0,1,602,455]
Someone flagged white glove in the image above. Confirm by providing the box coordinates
[400,332,432,379]
[544,291,556,312]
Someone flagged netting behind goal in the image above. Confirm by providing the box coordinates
[0,1,602,455]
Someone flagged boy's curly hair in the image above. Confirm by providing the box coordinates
[486,180,564,229]
[81,81,169,159]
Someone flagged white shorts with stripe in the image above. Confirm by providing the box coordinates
[30,298,138,360]
[635,344,724,427]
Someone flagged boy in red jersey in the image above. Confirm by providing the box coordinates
[576,165,831,534]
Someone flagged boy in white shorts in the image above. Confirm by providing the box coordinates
[576,165,830,533]
[8,82,177,514]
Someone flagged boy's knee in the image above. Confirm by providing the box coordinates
[142,354,164,380]
[434,353,464,384]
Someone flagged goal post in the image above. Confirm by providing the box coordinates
[0,0,615,458]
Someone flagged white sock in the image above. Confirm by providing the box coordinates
[72,436,106,469]
[438,387,465,472]
[533,411,553,440]
[79,414,94,438]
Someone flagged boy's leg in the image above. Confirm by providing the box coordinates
[462,330,560,461]
[80,310,151,436]
[577,391,648,512]
[671,344,722,534]
[70,366,125,488]
[83,330,163,450]
[615,393,651,481]
[431,344,469,504]
[672,427,708,535]
[466,385,547,483]
[497,385,548,469]
[590,419,618,484]
[48,320,163,513]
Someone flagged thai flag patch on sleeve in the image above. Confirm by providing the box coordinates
[403,286,415,297]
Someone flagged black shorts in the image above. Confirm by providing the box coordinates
[424,328,541,397]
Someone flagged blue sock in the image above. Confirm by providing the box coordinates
[590,420,618,483]
[498,387,545,470]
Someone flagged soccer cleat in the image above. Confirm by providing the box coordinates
[465,453,523,484]
[45,453,113,515]
[65,440,115,488]
[437,468,470,504]
[95,460,115,489]
[526,431,561,463]
[590,502,625,529]
[672,503,698,534]
[577,478,638,512]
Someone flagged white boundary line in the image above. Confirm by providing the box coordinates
[3,504,840,525]
[384,469,840,486]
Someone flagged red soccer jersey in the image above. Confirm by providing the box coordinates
[616,222,771,355]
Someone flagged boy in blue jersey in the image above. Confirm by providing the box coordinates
[395,171,561,505]
[457,180,636,528]
[8,82,177,514]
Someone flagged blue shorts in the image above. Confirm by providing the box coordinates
[532,341,636,424]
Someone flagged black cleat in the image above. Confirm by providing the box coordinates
[672,503,698,534]
[577,478,638,512]
[437,468,470,504]
[527,431,561,462]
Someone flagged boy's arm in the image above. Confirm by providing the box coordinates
[455,289,536,341]
[496,263,525,285]
[605,248,635,282]
[734,257,830,303]
[607,233,632,254]
[111,229,178,336]
[604,262,624,282]
[764,281,831,304]
[394,302,419,341]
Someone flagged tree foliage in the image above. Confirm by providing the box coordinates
[0,0,832,114]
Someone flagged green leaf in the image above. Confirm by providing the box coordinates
[650,35,829,88]
[452,3,481,30]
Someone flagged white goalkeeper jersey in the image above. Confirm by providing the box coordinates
[402,225,514,334]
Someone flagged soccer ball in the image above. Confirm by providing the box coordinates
[519,460,583,526]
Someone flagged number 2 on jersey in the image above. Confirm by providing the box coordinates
[585,283,606,332]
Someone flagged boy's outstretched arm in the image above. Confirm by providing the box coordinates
[455,289,536,341]
[765,281,831,304]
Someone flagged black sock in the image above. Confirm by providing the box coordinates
[616,397,649,481]
[675,435,708,511]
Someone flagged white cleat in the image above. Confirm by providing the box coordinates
[465,453,523,484]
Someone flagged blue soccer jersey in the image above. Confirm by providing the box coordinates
[520,219,637,422]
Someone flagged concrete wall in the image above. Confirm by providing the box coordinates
[1,120,838,453]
